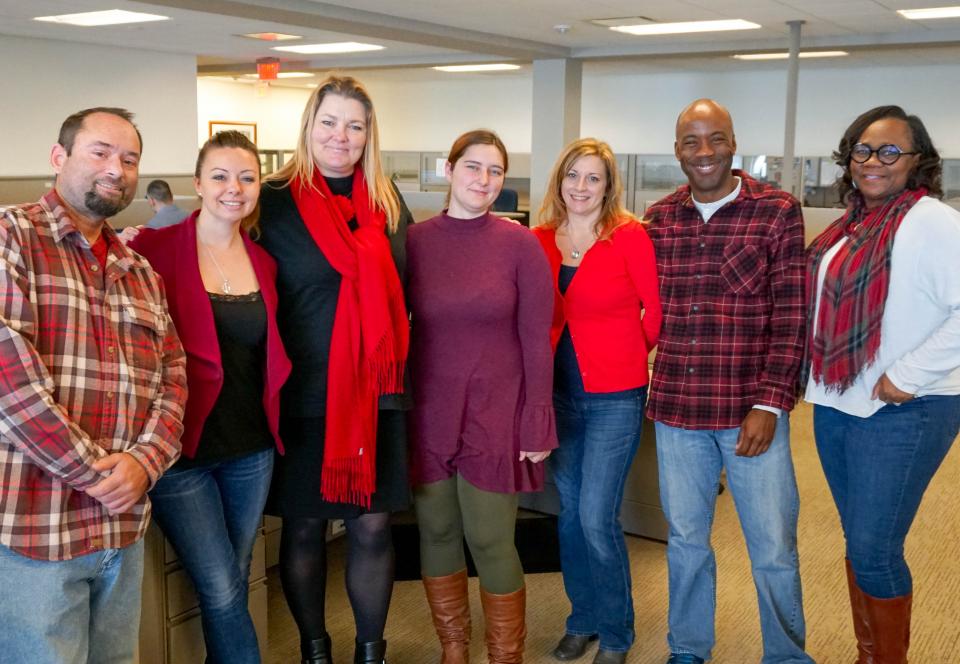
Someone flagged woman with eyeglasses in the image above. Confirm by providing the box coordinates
[802,105,960,662]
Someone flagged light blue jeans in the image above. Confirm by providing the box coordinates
[148,448,274,664]
[0,538,144,664]
[655,417,812,663]
[551,387,645,653]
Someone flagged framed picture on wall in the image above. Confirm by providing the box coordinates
[208,121,257,144]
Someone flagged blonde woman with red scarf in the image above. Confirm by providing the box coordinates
[257,75,412,664]
[803,105,960,663]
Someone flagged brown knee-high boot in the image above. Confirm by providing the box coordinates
[845,559,875,663]
[423,569,471,664]
[861,589,912,664]
[480,585,525,664]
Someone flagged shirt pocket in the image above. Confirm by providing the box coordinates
[119,301,167,377]
[720,243,767,295]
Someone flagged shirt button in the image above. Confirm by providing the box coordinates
[107,346,115,354]
[691,339,697,345]
[692,305,700,312]
[688,368,695,374]
[695,274,702,280]
[90,264,99,272]
[699,242,706,248]
[106,391,115,399]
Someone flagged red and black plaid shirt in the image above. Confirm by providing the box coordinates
[643,172,806,430]
[0,192,187,560]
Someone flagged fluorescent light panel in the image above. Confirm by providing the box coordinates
[897,6,960,19]
[243,32,302,41]
[34,10,169,26]
[272,41,383,54]
[611,19,760,36]
[433,64,521,72]
[733,50,849,60]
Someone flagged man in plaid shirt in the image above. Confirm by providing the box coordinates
[0,108,187,663]
[643,100,811,664]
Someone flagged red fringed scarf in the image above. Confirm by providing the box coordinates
[803,187,926,392]
[291,168,408,506]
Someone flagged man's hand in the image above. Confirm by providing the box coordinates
[735,409,777,457]
[85,453,149,514]
[519,450,551,463]
[872,373,915,405]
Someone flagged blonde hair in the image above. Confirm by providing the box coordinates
[538,137,634,239]
[266,74,402,232]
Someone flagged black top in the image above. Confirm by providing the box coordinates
[554,265,637,400]
[179,291,273,466]
[257,176,413,417]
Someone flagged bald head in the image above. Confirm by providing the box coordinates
[676,99,734,139]
[674,98,739,203]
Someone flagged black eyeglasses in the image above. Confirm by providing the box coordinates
[850,143,920,165]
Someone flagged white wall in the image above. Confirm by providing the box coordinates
[196,79,311,150]
[1,36,198,176]
[582,62,960,158]
[196,62,960,160]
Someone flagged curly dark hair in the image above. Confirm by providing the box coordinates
[833,105,942,205]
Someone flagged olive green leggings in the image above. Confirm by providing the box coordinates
[413,475,523,594]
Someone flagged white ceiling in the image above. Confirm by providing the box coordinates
[2,0,960,84]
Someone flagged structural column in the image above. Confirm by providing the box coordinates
[529,58,582,224]
[781,20,804,199]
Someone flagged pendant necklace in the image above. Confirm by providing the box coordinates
[201,242,232,294]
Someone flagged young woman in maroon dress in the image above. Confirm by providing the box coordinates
[406,129,557,663]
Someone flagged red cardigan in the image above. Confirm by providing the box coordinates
[533,220,662,393]
[129,211,291,458]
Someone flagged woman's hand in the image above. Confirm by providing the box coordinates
[117,225,142,245]
[872,373,916,405]
[519,450,551,463]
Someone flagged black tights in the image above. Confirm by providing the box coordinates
[279,512,395,644]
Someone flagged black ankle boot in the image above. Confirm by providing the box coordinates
[301,634,333,664]
[353,638,386,663]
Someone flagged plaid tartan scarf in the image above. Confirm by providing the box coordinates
[804,187,926,392]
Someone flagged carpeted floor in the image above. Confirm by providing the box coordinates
[267,402,960,663]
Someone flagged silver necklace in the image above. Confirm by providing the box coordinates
[200,242,232,294]
[562,228,591,260]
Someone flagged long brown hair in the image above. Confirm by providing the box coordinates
[196,130,261,233]
[538,137,633,239]
[266,74,402,232]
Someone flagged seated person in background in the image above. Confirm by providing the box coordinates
[145,178,189,228]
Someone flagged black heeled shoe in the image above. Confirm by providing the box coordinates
[301,634,333,664]
[354,638,387,663]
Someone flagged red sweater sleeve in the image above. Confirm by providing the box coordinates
[620,223,662,351]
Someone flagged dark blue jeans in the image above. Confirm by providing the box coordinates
[814,396,960,598]
[550,387,645,653]
[149,448,274,664]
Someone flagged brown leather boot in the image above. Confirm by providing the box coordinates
[480,585,526,664]
[423,569,471,664]
[845,559,875,663]
[860,589,912,664]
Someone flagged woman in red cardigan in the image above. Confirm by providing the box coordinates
[532,138,661,664]
[128,131,291,663]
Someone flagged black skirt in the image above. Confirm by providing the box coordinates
[267,409,410,519]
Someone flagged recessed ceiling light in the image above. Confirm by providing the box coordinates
[242,72,314,79]
[242,32,302,41]
[34,10,169,26]
[433,64,522,72]
[732,50,849,60]
[611,19,761,36]
[272,42,383,54]
[897,6,960,19]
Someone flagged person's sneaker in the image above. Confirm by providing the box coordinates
[551,633,598,660]
[666,654,705,664]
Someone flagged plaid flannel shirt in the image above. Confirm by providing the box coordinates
[643,171,806,430]
[0,191,187,560]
